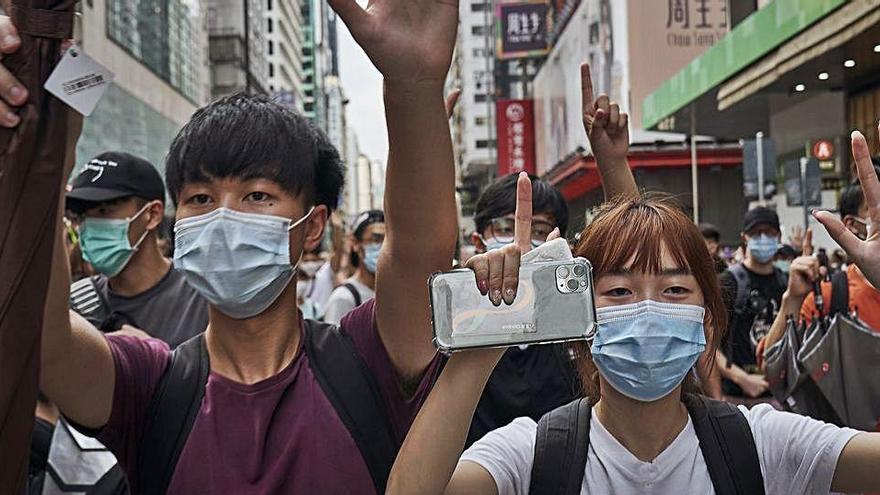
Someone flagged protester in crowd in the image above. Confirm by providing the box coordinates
[760,177,880,364]
[465,173,578,447]
[699,222,727,273]
[774,244,798,274]
[297,211,348,318]
[63,216,93,282]
[830,248,847,272]
[65,151,208,349]
[27,0,463,491]
[323,209,384,324]
[715,206,785,403]
[385,176,880,495]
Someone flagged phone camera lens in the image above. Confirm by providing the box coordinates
[573,264,586,276]
[566,279,580,291]
[557,266,571,278]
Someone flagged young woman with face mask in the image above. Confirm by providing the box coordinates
[386,174,880,495]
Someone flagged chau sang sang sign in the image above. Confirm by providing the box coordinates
[497,99,537,176]
[496,1,551,59]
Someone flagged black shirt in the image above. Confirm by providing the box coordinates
[466,344,580,447]
[720,264,786,396]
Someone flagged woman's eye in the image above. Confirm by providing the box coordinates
[665,286,690,295]
[606,287,632,297]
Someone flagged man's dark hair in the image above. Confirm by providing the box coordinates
[473,173,569,237]
[839,183,864,219]
[699,223,720,243]
[165,93,345,210]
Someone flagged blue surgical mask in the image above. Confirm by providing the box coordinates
[79,202,152,277]
[173,206,314,320]
[773,260,791,273]
[591,300,706,402]
[747,234,780,264]
[363,243,381,273]
[478,235,544,252]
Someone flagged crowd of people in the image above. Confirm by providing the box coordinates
[2,1,879,494]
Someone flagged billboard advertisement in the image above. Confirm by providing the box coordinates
[495,1,552,60]
[496,99,537,176]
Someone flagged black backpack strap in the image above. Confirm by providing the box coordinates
[682,393,765,495]
[729,264,751,312]
[829,270,849,317]
[303,319,396,493]
[344,283,363,307]
[69,276,115,331]
[528,398,591,495]
[136,334,209,495]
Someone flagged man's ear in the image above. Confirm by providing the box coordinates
[145,201,165,231]
[471,232,486,253]
[303,205,329,252]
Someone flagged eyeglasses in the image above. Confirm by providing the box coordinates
[486,217,556,247]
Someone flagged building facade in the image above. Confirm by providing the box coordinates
[265,0,306,113]
[77,0,209,178]
[207,0,269,98]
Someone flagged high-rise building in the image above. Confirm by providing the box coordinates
[448,1,497,217]
[325,75,348,159]
[265,0,306,113]
[207,0,269,98]
[76,0,210,177]
[301,0,335,130]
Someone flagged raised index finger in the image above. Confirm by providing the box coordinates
[514,172,533,253]
[581,63,594,119]
[853,128,880,225]
[802,227,813,257]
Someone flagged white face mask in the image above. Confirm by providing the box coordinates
[299,260,325,279]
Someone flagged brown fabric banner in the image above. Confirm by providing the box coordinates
[0,0,76,491]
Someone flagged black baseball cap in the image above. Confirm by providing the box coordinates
[743,206,780,233]
[66,152,165,213]
[353,210,385,239]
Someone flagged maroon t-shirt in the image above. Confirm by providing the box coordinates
[97,300,439,494]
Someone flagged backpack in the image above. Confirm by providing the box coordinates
[344,282,363,307]
[69,276,134,332]
[729,263,788,315]
[529,394,766,495]
[134,319,397,495]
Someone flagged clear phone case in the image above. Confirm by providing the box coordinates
[430,258,597,353]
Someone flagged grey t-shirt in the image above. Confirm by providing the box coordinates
[88,268,208,348]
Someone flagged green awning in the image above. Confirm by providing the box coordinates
[642,0,848,130]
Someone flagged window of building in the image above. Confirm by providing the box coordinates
[475,139,496,149]
[267,18,273,33]
[475,117,487,126]
[267,0,272,10]
[268,40,274,55]
[471,25,488,36]
[269,63,274,78]
[472,48,485,58]
[471,2,488,12]
[474,94,488,103]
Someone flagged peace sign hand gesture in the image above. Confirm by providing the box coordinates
[815,125,880,287]
[466,173,561,307]
[328,0,458,85]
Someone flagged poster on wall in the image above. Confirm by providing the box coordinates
[497,99,537,177]
[496,1,552,60]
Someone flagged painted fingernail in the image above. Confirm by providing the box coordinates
[491,289,502,304]
[9,85,25,102]
[5,111,18,125]
[478,280,488,294]
[505,288,515,301]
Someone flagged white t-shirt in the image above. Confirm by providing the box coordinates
[322,277,375,324]
[460,404,859,495]
[305,262,337,309]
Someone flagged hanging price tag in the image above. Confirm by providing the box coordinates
[44,45,114,116]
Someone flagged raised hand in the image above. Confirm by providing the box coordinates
[815,126,880,287]
[788,225,806,252]
[445,88,461,119]
[328,0,458,85]
[466,172,552,307]
[581,63,629,163]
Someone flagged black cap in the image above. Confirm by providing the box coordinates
[778,244,797,258]
[352,210,384,239]
[698,223,720,242]
[743,206,780,233]
[66,152,165,213]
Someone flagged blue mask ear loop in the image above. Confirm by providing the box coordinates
[127,201,157,251]
[287,206,317,269]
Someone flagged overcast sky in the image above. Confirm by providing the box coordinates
[336,3,388,163]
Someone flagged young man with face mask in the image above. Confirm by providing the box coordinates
[66,152,208,348]
[28,0,460,491]
[323,210,384,324]
[717,206,787,403]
